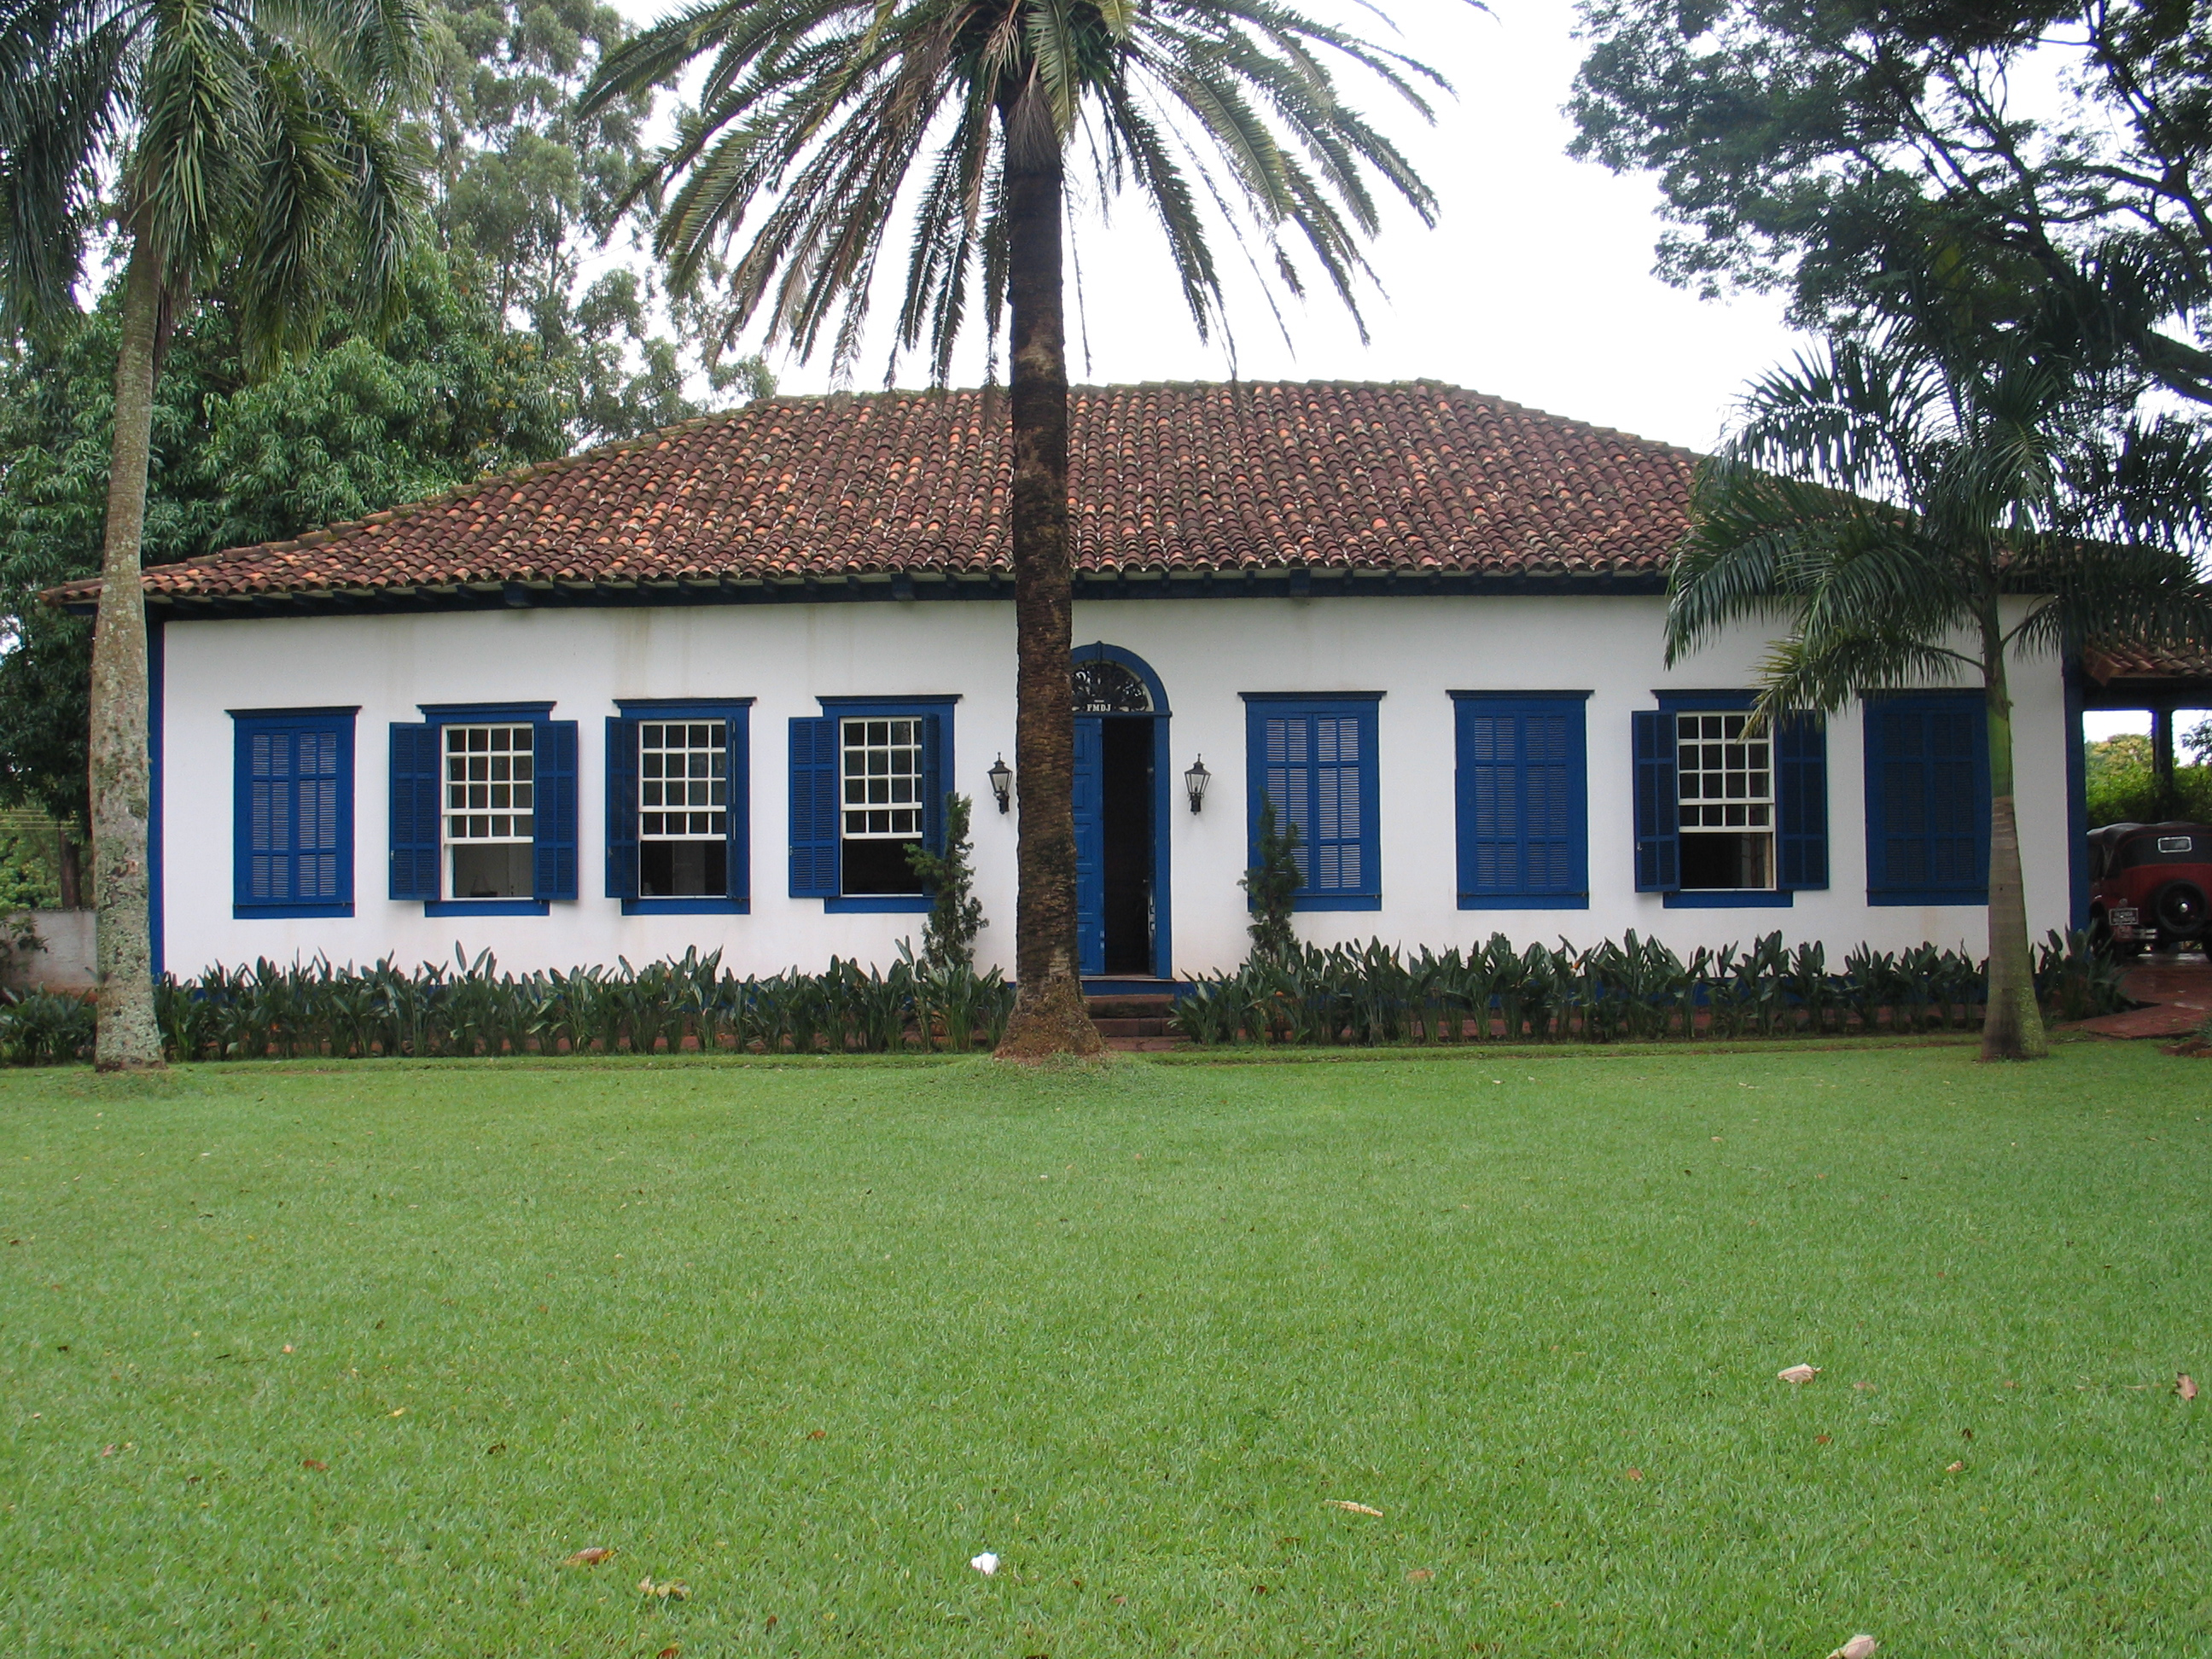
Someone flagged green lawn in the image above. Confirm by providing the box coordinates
[3,1043,2206,1656]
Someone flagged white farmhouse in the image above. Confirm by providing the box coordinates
[68,381,2087,986]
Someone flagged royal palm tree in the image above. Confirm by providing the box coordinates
[580,0,1452,1056]
[0,0,427,1067]
[1669,320,2212,1061]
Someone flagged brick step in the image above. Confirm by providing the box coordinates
[1091,1016,1172,1039]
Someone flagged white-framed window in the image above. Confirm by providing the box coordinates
[639,720,729,898]
[1676,711,1773,889]
[839,715,925,894]
[445,723,535,899]
[641,721,727,838]
[841,717,924,837]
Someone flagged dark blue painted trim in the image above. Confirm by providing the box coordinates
[1240,690,1386,702]
[225,704,363,719]
[1074,641,1173,715]
[1866,890,1989,908]
[426,899,550,917]
[1151,712,1173,979]
[616,697,758,713]
[825,894,932,913]
[622,897,753,916]
[417,701,555,721]
[1459,894,1590,910]
[232,903,353,920]
[2064,657,2089,930]
[1664,889,1795,908]
[1862,690,1990,905]
[1449,689,1593,701]
[1654,689,1760,710]
[122,568,1674,624]
[816,694,962,707]
[148,618,165,979]
[1245,697,1384,911]
[1292,894,1384,911]
[1083,977,1196,998]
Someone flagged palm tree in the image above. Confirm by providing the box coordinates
[0,0,427,1067]
[580,0,1452,1056]
[1669,321,2212,1061]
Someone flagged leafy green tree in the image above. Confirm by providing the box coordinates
[0,0,429,1067]
[1668,317,2212,1060]
[584,0,1451,1054]
[2084,733,2212,825]
[1568,0,2212,409]
[0,261,573,866]
[1240,800,1303,963]
[905,793,986,971]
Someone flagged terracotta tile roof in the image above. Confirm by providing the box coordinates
[2083,641,2212,685]
[59,381,1703,606]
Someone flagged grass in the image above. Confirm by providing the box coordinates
[3,1043,2207,1656]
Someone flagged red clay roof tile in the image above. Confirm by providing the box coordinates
[71,381,1701,602]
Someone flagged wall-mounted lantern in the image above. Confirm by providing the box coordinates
[1184,755,1212,814]
[987,754,1013,814]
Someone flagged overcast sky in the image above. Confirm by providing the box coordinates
[600,0,2199,739]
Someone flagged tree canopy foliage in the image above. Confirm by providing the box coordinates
[1569,0,2212,410]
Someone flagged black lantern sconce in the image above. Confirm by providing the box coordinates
[987,754,1013,814]
[1184,755,1212,814]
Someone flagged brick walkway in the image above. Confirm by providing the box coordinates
[2069,956,2212,1039]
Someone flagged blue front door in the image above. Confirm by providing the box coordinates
[1074,715,1105,975]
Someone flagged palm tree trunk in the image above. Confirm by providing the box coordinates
[87,241,166,1069]
[992,95,1100,1060]
[1979,603,2049,1061]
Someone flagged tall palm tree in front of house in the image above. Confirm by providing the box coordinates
[0,0,428,1067]
[580,0,1454,1057]
[1668,319,2212,1061]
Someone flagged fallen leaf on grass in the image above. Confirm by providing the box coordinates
[1945,1461,1965,1473]
[562,1547,616,1568]
[300,1458,328,1472]
[807,1429,826,1440]
[1814,1435,1831,1445]
[1825,1638,1878,1659]
[658,1646,680,1658]
[1777,1365,1820,1384]
[1406,1569,1433,1583]
[637,1577,689,1600]
[1624,1469,1644,1481]
[1327,1501,1383,1517]
[388,1408,405,1418]
[2180,1374,2198,1401]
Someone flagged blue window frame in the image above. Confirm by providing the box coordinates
[607,700,753,914]
[389,702,578,916]
[1243,695,1382,911]
[1864,690,1989,905]
[232,707,357,917]
[789,696,955,914]
[1452,692,1588,909]
[1633,692,1827,909]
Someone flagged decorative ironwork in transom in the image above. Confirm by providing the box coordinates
[1073,659,1153,713]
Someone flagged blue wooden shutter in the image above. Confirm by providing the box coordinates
[789,715,840,897]
[1775,712,1829,890]
[605,716,637,899]
[1866,694,1988,901]
[725,711,751,902]
[1457,698,1586,906]
[1249,701,1377,905]
[1632,709,1679,892]
[388,722,441,900]
[1308,710,1367,894]
[236,716,352,912]
[921,711,946,853]
[1074,716,1105,975]
[533,719,579,900]
[1260,712,1314,890]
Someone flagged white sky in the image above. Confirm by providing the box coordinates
[604,0,1809,452]
[597,0,2208,737]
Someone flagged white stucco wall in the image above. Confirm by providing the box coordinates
[155,594,2075,980]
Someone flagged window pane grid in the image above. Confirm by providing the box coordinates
[841,717,923,837]
[1676,713,1771,830]
[639,720,728,839]
[445,724,535,842]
